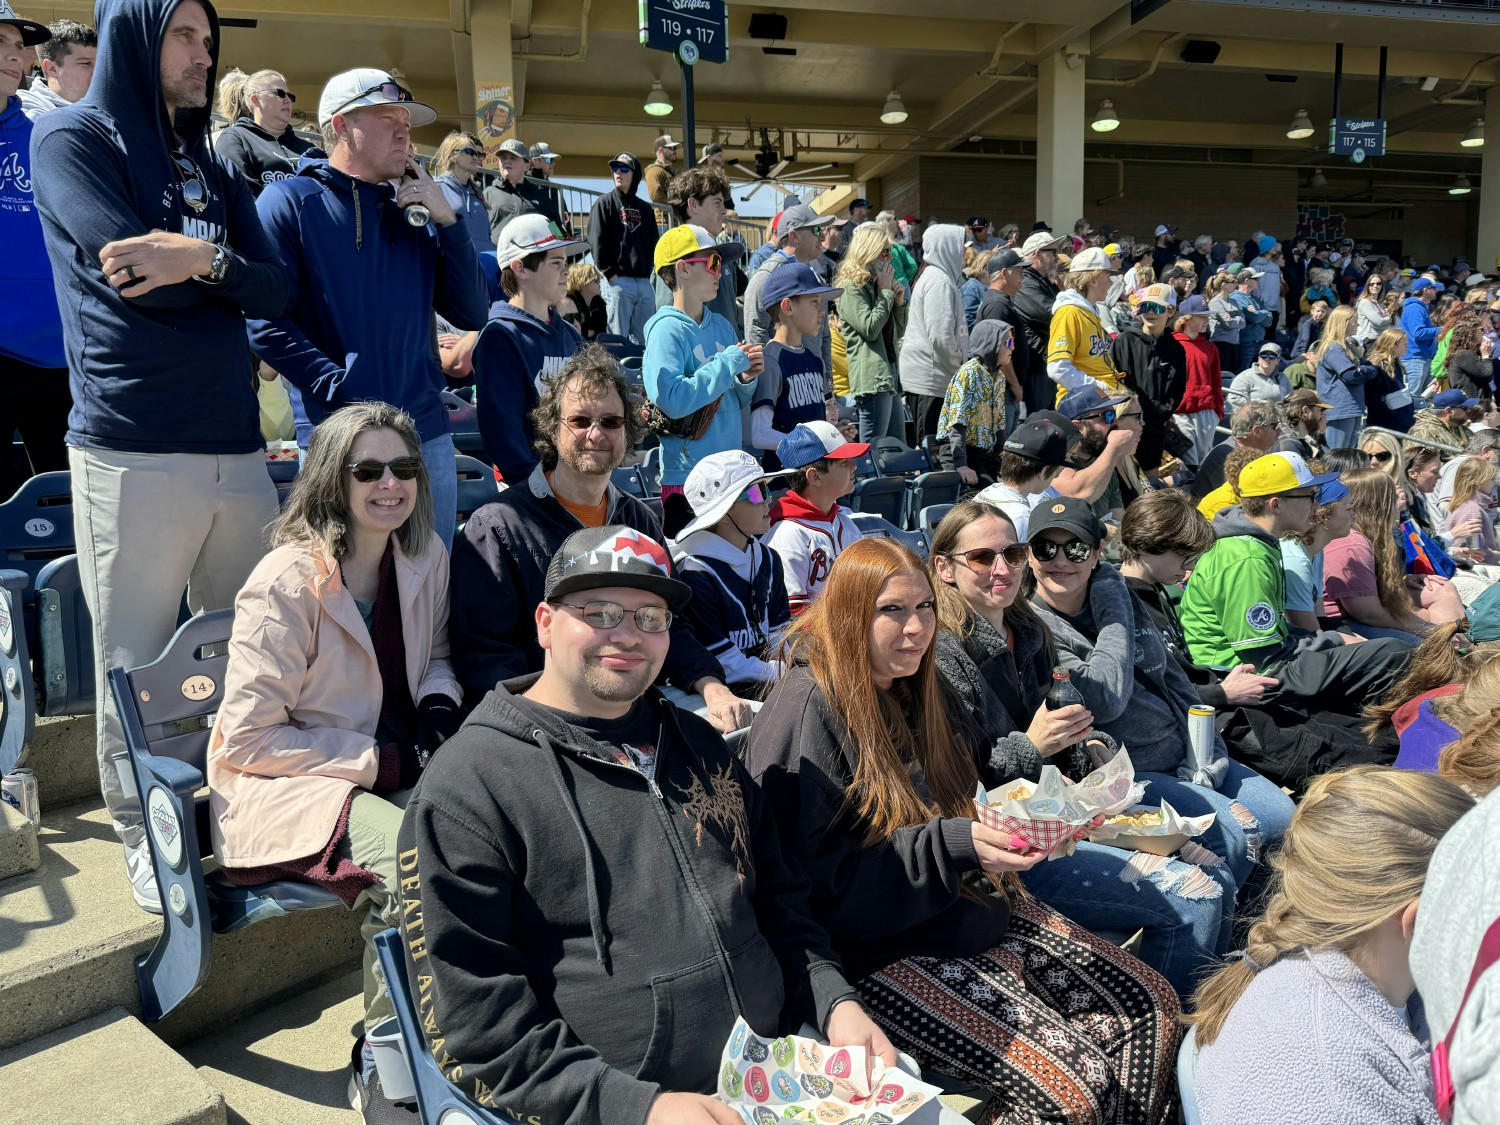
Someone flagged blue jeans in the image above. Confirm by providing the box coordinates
[855,391,906,444]
[1021,840,1227,1000]
[421,432,457,550]
[1402,357,1431,397]
[1325,415,1364,448]
[1342,620,1422,645]
[602,275,654,343]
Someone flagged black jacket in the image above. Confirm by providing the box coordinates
[1446,349,1499,403]
[744,666,1009,980]
[1009,268,1062,411]
[399,681,855,1123]
[977,288,1047,413]
[213,116,316,196]
[586,155,658,280]
[1111,324,1188,470]
[448,467,723,700]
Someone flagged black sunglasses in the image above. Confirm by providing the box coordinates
[609,163,632,174]
[346,456,422,483]
[1030,537,1094,563]
[266,87,296,103]
[170,150,208,214]
[458,147,482,157]
[1258,351,1280,360]
[1369,450,1395,464]
[1078,407,1117,425]
[565,414,627,432]
[948,545,1030,573]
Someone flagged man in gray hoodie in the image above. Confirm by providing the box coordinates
[899,222,968,442]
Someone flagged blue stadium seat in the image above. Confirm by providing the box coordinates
[905,471,964,529]
[871,437,926,477]
[851,477,908,527]
[265,458,298,508]
[0,569,36,776]
[444,389,486,459]
[373,928,504,1125]
[34,554,94,718]
[850,450,877,480]
[596,334,644,366]
[1178,1026,1202,1125]
[0,471,74,609]
[454,455,500,527]
[637,445,662,496]
[619,355,644,389]
[611,467,648,499]
[109,611,342,1022]
[848,512,928,558]
[919,503,955,538]
[919,433,942,469]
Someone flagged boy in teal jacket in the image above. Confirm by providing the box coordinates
[644,223,764,535]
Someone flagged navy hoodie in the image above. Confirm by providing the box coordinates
[247,159,488,446]
[0,94,64,369]
[585,154,658,281]
[471,299,582,481]
[29,0,289,454]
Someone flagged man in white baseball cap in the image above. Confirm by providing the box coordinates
[672,449,794,691]
[248,64,488,548]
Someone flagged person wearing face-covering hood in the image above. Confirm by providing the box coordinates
[29,0,289,913]
[899,222,969,443]
[935,319,1015,487]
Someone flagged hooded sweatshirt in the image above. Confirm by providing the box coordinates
[247,157,487,445]
[17,76,69,120]
[641,304,755,488]
[1046,287,1121,397]
[936,319,1009,468]
[0,93,64,368]
[898,223,968,398]
[1400,295,1441,361]
[764,491,863,615]
[213,116,315,197]
[672,530,790,686]
[471,299,583,481]
[1111,321,1187,469]
[29,0,289,454]
[398,681,856,1123]
[586,154,657,280]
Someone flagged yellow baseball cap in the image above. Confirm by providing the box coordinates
[1237,452,1340,498]
[653,224,746,272]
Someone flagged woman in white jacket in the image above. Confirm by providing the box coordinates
[899,223,968,442]
[1355,272,1394,344]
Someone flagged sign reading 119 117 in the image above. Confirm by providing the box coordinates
[639,0,729,64]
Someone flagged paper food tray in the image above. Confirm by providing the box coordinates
[1088,798,1217,856]
[973,748,1146,858]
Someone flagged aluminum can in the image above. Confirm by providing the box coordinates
[1,767,39,826]
[1187,706,1216,773]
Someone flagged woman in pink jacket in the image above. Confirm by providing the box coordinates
[206,402,463,1115]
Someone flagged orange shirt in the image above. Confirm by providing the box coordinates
[549,474,608,528]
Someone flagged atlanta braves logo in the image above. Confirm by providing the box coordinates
[611,530,671,572]
[0,152,31,194]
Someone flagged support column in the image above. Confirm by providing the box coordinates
[1035,51,1086,234]
[469,0,517,165]
[1480,87,1500,273]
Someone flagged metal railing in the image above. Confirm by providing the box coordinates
[1362,425,1466,457]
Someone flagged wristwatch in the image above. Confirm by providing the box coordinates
[197,244,230,286]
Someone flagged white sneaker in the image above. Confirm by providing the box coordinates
[124,840,163,915]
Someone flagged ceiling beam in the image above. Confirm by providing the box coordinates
[1096,35,1500,84]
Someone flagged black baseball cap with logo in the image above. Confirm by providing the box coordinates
[1027,496,1105,547]
[544,526,691,608]
[1001,410,1079,467]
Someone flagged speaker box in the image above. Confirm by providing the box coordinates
[748,13,789,41]
[1180,40,1222,65]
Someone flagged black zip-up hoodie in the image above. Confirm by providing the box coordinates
[586,153,658,280]
[29,0,289,454]
[213,115,316,196]
[397,679,856,1124]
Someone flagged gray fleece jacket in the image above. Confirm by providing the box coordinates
[1030,563,1227,779]
[899,224,969,398]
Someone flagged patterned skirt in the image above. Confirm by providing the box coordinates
[856,896,1181,1125]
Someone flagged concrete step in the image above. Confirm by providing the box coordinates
[26,713,101,813]
[0,798,364,1054]
[0,801,38,881]
[0,1008,226,1125]
[182,970,363,1124]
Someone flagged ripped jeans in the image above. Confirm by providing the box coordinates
[1021,759,1295,1000]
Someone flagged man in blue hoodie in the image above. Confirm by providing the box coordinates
[472,213,585,481]
[29,0,290,911]
[1400,276,1444,396]
[587,152,658,343]
[0,4,70,498]
[247,67,487,547]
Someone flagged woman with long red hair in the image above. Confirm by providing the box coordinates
[745,537,1180,1123]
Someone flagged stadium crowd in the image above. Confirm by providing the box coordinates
[4,1,1500,1123]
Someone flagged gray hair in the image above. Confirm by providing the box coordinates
[272,402,435,562]
[1195,234,1213,250]
[875,210,897,223]
[1466,428,1500,455]
[1232,400,1280,437]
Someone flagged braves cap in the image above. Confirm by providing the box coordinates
[1433,389,1481,410]
[544,526,691,608]
[777,421,868,470]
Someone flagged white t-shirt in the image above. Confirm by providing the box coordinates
[974,481,1037,540]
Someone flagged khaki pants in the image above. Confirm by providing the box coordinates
[341,788,412,1034]
[71,447,277,848]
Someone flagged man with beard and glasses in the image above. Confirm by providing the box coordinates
[1045,386,1137,521]
[450,346,753,735]
[398,524,895,1125]
[28,0,288,912]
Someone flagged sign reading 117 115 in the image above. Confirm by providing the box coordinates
[640,0,729,64]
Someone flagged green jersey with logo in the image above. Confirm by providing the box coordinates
[1179,531,1290,670]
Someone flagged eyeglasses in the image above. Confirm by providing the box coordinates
[739,483,771,505]
[170,150,208,214]
[346,456,422,482]
[265,88,296,103]
[550,599,673,633]
[677,252,723,275]
[331,80,416,119]
[1030,537,1094,563]
[564,414,627,433]
[1078,408,1117,425]
[948,545,1030,573]
[1140,302,1168,315]
[1258,352,1281,360]
[1369,450,1395,464]
[458,147,482,157]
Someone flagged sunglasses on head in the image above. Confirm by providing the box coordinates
[346,456,422,483]
[1030,537,1094,563]
[565,414,627,433]
[170,150,208,214]
[1140,302,1168,316]
[678,252,723,275]
[948,545,1030,573]
[332,80,416,118]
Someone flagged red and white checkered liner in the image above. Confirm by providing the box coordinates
[973,749,1146,858]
